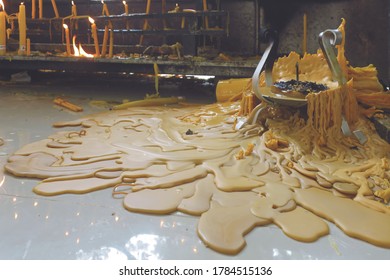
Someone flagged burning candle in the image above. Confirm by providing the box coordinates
[71,1,77,16]
[51,0,59,18]
[123,1,128,14]
[63,24,71,56]
[123,1,129,29]
[101,1,109,16]
[18,2,26,55]
[32,0,36,19]
[89,17,100,57]
[39,0,42,19]
[0,1,6,55]
[302,13,307,55]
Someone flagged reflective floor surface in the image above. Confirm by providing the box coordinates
[0,72,389,259]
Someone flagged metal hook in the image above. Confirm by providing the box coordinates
[318,29,346,86]
[319,28,367,144]
[251,29,279,101]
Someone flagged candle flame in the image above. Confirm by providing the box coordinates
[123,1,126,5]
[72,1,75,5]
[72,35,93,58]
[101,0,104,4]
[72,35,79,56]
[63,23,68,29]
[88,17,94,24]
[0,0,4,11]
[79,44,93,57]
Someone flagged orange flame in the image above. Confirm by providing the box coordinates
[63,23,68,29]
[88,17,94,24]
[79,44,93,57]
[0,0,5,11]
[72,35,79,56]
[72,35,93,58]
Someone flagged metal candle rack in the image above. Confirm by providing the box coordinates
[0,1,256,77]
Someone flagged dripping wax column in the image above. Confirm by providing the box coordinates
[18,2,26,55]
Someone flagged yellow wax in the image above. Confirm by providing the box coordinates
[0,10,6,55]
[303,13,307,55]
[32,0,36,19]
[51,0,59,18]
[203,0,209,29]
[26,38,30,55]
[102,1,110,16]
[18,3,27,55]
[123,1,129,29]
[72,1,77,16]
[101,25,108,57]
[108,28,113,58]
[89,18,100,57]
[140,0,151,45]
[123,1,128,14]
[39,0,43,19]
[63,24,71,56]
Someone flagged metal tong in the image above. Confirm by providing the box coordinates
[236,27,367,145]
[319,29,367,144]
[235,29,278,130]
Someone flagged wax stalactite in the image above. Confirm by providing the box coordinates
[51,0,59,18]
[63,24,71,56]
[18,2,26,56]
[0,0,6,56]
[89,17,100,57]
